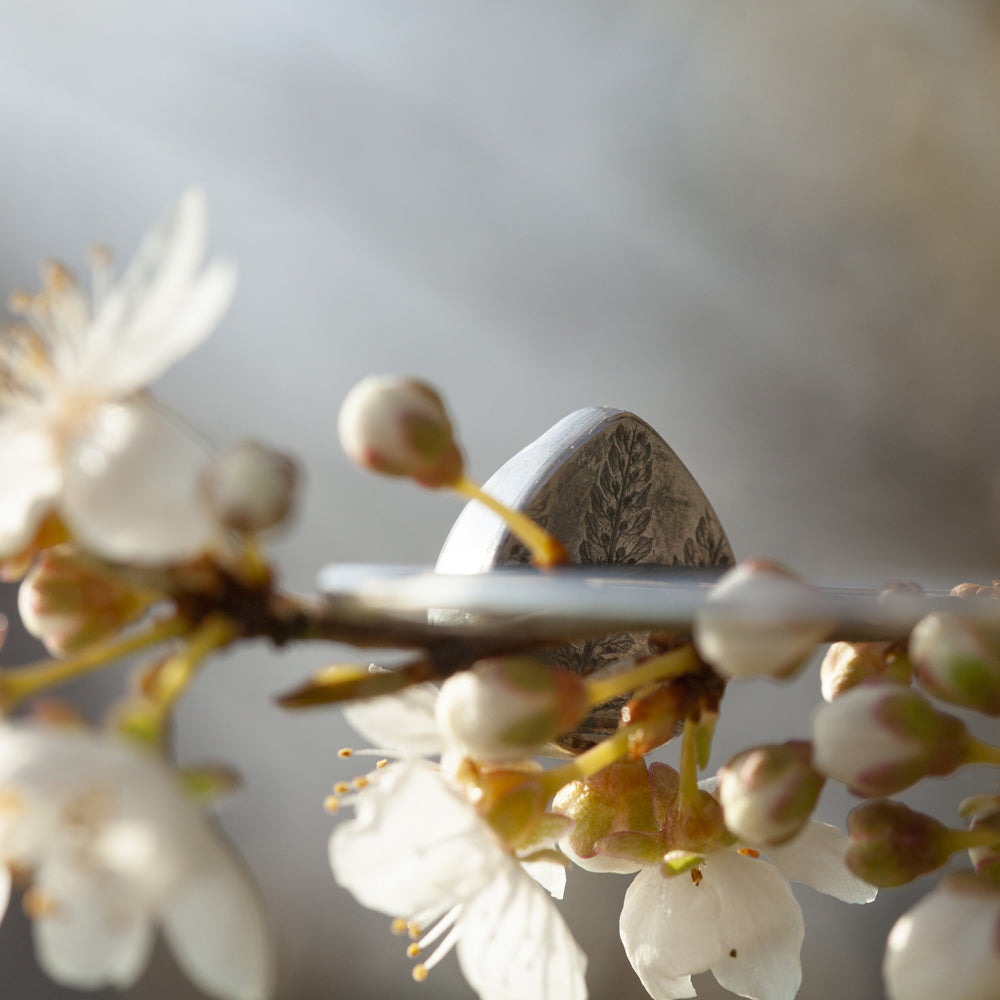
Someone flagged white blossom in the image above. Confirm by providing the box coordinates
[0,189,234,564]
[0,724,271,1000]
[329,757,587,1000]
[883,873,1000,1000]
[618,816,874,1000]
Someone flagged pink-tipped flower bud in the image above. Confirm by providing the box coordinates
[846,800,953,887]
[717,740,825,846]
[909,613,1000,716]
[883,873,1000,1000]
[18,546,154,656]
[812,683,972,797]
[202,441,298,533]
[694,559,831,680]
[820,641,912,702]
[338,375,464,488]
[435,657,588,761]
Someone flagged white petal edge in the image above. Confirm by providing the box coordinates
[458,858,587,1000]
[0,420,62,557]
[765,821,876,904]
[341,683,443,757]
[161,861,273,1000]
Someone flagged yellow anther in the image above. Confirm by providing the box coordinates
[23,887,60,919]
[738,848,760,859]
[352,776,369,790]
[338,748,353,758]
[407,943,421,958]
[334,782,350,796]
[390,917,408,935]
[690,867,703,887]
[376,759,388,769]
[323,795,340,814]
[412,964,429,983]
[407,921,421,939]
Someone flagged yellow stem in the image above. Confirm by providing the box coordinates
[450,475,568,568]
[677,718,700,816]
[2,617,190,710]
[149,615,236,718]
[944,827,1000,855]
[966,738,1000,767]
[540,724,642,800]
[587,646,699,707]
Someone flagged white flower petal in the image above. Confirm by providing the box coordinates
[161,859,273,1000]
[620,865,722,999]
[0,420,62,557]
[32,858,155,990]
[330,760,500,917]
[341,683,444,757]
[61,400,220,563]
[707,851,803,1000]
[559,834,642,875]
[521,857,566,900]
[458,857,587,1000]
[765,821,876,904]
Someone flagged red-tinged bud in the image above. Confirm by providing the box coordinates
[202,441,298,533]
[338,375,464,488]
[820,641,911,702]
[812,683,972,797]
[436,657,588,761]
[884,873,1000,1000]
[18,546,155,656]
[718,740,824,846]
[694,559,831,680]
[909,613,1000,715]
[846,800,953,887]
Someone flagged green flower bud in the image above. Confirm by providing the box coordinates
[910,613,1000,715]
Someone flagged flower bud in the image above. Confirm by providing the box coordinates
[812,683,972,797]
[820,641,911,702]
[883,873,1000,1000]
[553,758,656,872]
[694,559,831,679]
[18,546,154,656]
[201,441,298,533]
[717,740,824,845]
[846,800,953,887]
[338,375,464,488]
[435,657,588,761]
[909,613,1000,715]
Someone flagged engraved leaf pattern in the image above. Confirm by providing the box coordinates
[671,511,734,568]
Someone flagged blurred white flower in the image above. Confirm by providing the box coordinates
[619,816,874,1000]
[0,724,271,1000]
[0,189,234,564]
[329,757,586,1000]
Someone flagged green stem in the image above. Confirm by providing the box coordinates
[2,616,190,710]
[149,615,235,718]
[966,738,1000,767]
[540,724,642,800]
[451,475,568,568]
[587,646,698,707]
[677,718,700,816]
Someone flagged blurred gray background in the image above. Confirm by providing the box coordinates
[1,0,999,997]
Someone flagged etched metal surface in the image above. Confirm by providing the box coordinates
[435,407,734,753]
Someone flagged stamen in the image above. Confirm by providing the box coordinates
[338,748,353,758]
[333,782,350,795]
[23,887,60,918]
[376,759,388,769]
[407,942,421,958]
[416,920,463,974]
[390,917,408,935]
[691,867,703,887]
[738,848,760,859]
[323,795,340,813]
[351,776,370,790]
[412,965,429,983]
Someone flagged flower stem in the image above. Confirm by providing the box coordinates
[1,616,190,710]
[586,646,698,707]
[677,718,700,816]
[450,475,568,568]
[966,738,1000,767]
[540,723,642,800]
[148,615,235,717]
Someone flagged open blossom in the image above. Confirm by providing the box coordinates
[0,723,271,1000]
[0,189,234,564]
[329,758,586,1000]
